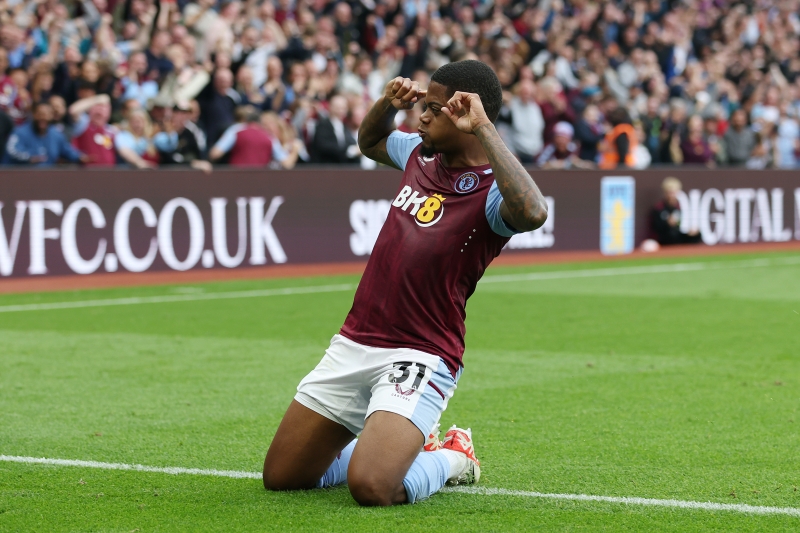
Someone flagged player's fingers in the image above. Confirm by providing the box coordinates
[394,78,413,99]
[400,81,420,102]
[448,96,463,113]
[388,76,403,96]
[447,91,466,105]
[390,77,408,97]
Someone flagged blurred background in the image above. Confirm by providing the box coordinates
[1,0,798,171]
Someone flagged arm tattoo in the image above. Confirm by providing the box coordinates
[358,97,400,169]
[474,122,547,232]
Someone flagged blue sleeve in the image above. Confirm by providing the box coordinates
[212,124,241,155]
[272,139,288,162]
[5,130,31,162]
[72,114,90,137]
[386,130,423,170]
[153,131,178,152]
[114,131,136,151]
[485,180,519,237]
[58,131,82,162]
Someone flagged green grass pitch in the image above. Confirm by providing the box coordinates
[1,251,800,531]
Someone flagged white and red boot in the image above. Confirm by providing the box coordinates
[441,425,481,485]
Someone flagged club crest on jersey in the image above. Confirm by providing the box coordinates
[392,185,446,227]
[454,172,480,194]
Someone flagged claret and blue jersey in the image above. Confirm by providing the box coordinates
[340,131,521,376]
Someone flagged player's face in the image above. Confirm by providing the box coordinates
[418,82,464,157]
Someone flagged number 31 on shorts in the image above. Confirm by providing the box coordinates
[388,362,431,391]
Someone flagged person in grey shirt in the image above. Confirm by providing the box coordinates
[723,109,755,166]
[497,79,544,164]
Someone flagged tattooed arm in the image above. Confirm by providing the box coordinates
[443,91,548,232]
[358,77,425,169]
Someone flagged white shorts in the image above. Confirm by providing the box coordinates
[295,334,461,437]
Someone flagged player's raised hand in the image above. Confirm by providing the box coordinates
[384,77,426,110]
[442,91,492,134]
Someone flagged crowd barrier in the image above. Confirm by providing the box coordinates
[0,168,798,279]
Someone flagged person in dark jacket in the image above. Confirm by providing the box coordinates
[197,68,241,146]
[154,102,211,172]
[3,102,85,166]
[311,94,360,164]
[650,177,701,245]
[574,104,605,162]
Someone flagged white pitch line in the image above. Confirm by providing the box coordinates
[1,256,798,314]
[441,486,800,518]
[0,283,357,313]
[3,454,799,518]
[0,455,261,479]
[477,256,800,284]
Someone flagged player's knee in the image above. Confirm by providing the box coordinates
[262,459,316,491]
[348,472,398,506]
[349,479,393,506]
[262,464,287,491]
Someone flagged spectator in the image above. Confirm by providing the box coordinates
[0,67,31,124]
[156,44,210,108]
[210,105,281,167]
[574,104,605,163]
[260,111,304,169]
[746,127,777,170]
[538,77,576,145]
[197,67,240,146]
[723,109,756,167]
[69,94,117,167]
[650,177,701,246]
[121,52,159,108]
[599,108,636,169]
[536,122,594,170]
[114,109,159,169]
[775,108,799,169]
[640,97,664,163]
[155,103,212,172]
[498,79,544,164]
[680,115,714,167]
[48,95,69,138]
[30,69,54,105]
[659,100,688,165]
[348,102,375,170]
[260,56,290,113]
[145,31,175,81]
[311,94,360,164]
[183,0,220,63]
[338,55,384,103]
[235,66,263,107]
[704,114,725,166]
[3,102,84,166]
[630,121,651,169]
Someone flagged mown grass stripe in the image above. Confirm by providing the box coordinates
[3,455,799,517]
[0,256,798,314]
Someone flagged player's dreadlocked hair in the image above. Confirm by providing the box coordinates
[430,60,503,123]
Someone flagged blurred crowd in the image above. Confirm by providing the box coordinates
[1,0,799,170]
